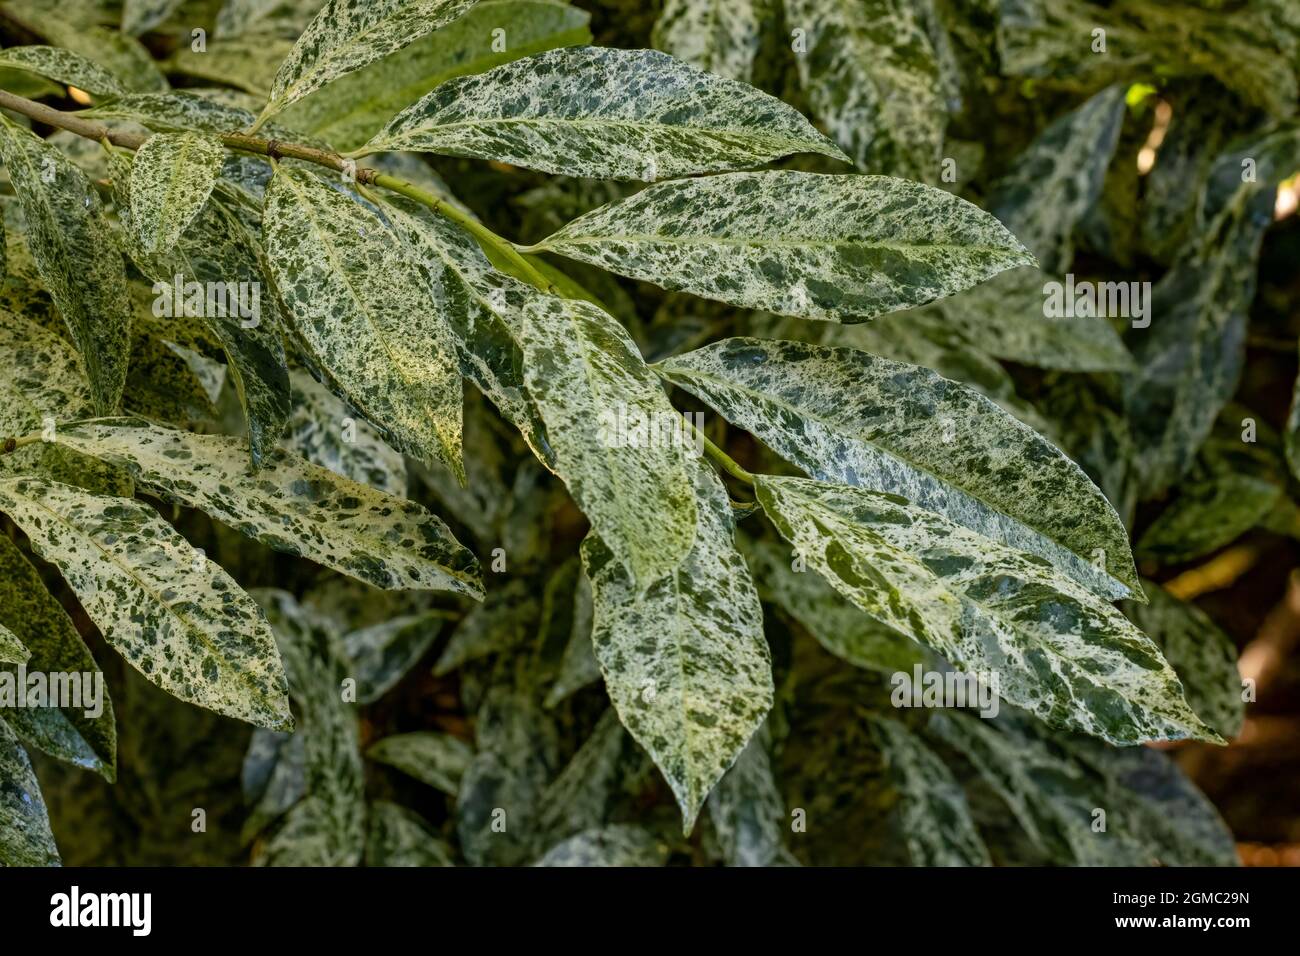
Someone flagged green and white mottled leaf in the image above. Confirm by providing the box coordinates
[530,172,1034,322]
[281,0,592,152]
[661,338,1138,598]
[166,35,294,97]
[783,0,944,179]
[286,371,407,496]
[4,0,168,92]
[544,572,599,706]
[652,0,767,83]
[217,0,322,39]
[1136,469,1279,565]
[122,0,186,35]
[434,578,537,673]
[50,418,482,596]
[986,85,1126,274]
[0,623,27,665]
[707,721,786,866]
[342,610,443,703]
[263,167,464,476]
[582,462,772,832]
[366,801,455,866]
[533,824,668,866]
[1122,582,1244,740]
[0,45,124,97]
[522,295,696,588]
[258,0,482,123]
[868,715,989,866]
[532,709,629,847]
[753,475,1220,746]
[363,46,845,180]
[367,731,473,795]
[0,476,292,731]
[0,721,59,866]
[0,311,93,433]
[128,133,225,255]
[0,117,131,415]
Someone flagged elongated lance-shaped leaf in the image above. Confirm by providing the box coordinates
[366,801,456,866]
[582,461,772,833]
[0,311,94,434]
[50,418,483,597]
[783,0,944,180]
[661,338,1139,599]
[362,46,846,180]
[263,167,464,477]
[0,476,292,731]
[0,45,125,97]
[258,0,482,123]
[531,709,629,849]
[0,117,131,415]
[368,731,473,795]
[129,133,226,256]
[522,295,697,587]
[0,534,116,780]
[707,721,788,867]
[342,610,441,702]
[652,0,768,83]
[754,476,1221,746]
[986,85,1126,274]
[0,721,59,866]
[4,0,168,92]
[529,172,1034,322]
[867,715,989,866]
[534,824,668,866]
[287,371,406,496]
[282,0,593,152]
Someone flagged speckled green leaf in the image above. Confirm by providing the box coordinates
[258,0,482,123]
[533,824,668,866]
[366,801,455,866]
[121,0,186,35]
[652,0,767,83]
[0,721,59,866]
[217,0,323,39]
[0,45,124,97]
[531,172,1033,322]
[0,476,292,731]
[0,311,93,434]
[744,535,924,673]
[868,715,989,866]
[783,0,944,179]
[165,36,294,97]
[85,90,288,138]
[281,0,592,152]
[582,462,772,832]
[363,47,845,180]
[128,133,225,256]
[1122,582,1244,739]
[532,710,631,845]
[367,731,473,794]
[754,475,1220,746]
[1136,468,1279,565]
[986,85,1126,274]
[435,579,537,673]
[707,721,786,866]
[3,0,167,92]
[522,295,696,588]
[342,610,443,703]
[263,167,464,476]
[0,623,27,665]
[544,572,599,706]
[50,418,482,596]
[0,117,131,415]
[286,371,407,497]
[661,338,1138,599]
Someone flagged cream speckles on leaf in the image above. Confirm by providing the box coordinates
[263,167,464,478]
[0,624,28,665]
[259,0,482,123]
[285,371,407,496]
[129,132,226,256]
[0,476,293,731]
[363,46,847,180]
[0,45,125,98]
[660,337,1139,599]
[0,116,131,416]
[51,418,483,597]
[582,462,772,833]
[652,0,768,84]
[522,296,697,588]
[754,476,1221,746]
[531,172,1034,322]
[0,311,94,435]
[0,721,59,866]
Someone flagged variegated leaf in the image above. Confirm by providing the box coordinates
[258,0,482,123]
[529,172,1033,322]
[286,371,407,496]
[366,801,455,866]
[531,709,629,849]
[362,46,846,180]
[753,475,1221,746]
[367,731,473,794]
[0,311,93,434]
[0,117,131,415]
[783,0,944,179]
[49,418,483,596]
[435,578,537,674]
[986,85,1127,274]
[0,45,124,97]
[533,824,668,866]
[652,0,768,83]
[342,610,443,703]
[661,338,1139,598]
[4,0,168,91]
[582,462,772,832]
[122,0,186,35]
[129,132,226,255]
[521,295,697,587]
[0,623,27,665]
[0,721,59,866]
[707,722,786,867]
[544,572,599,706]
[0,476,292,731]
[263,167,464,476]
